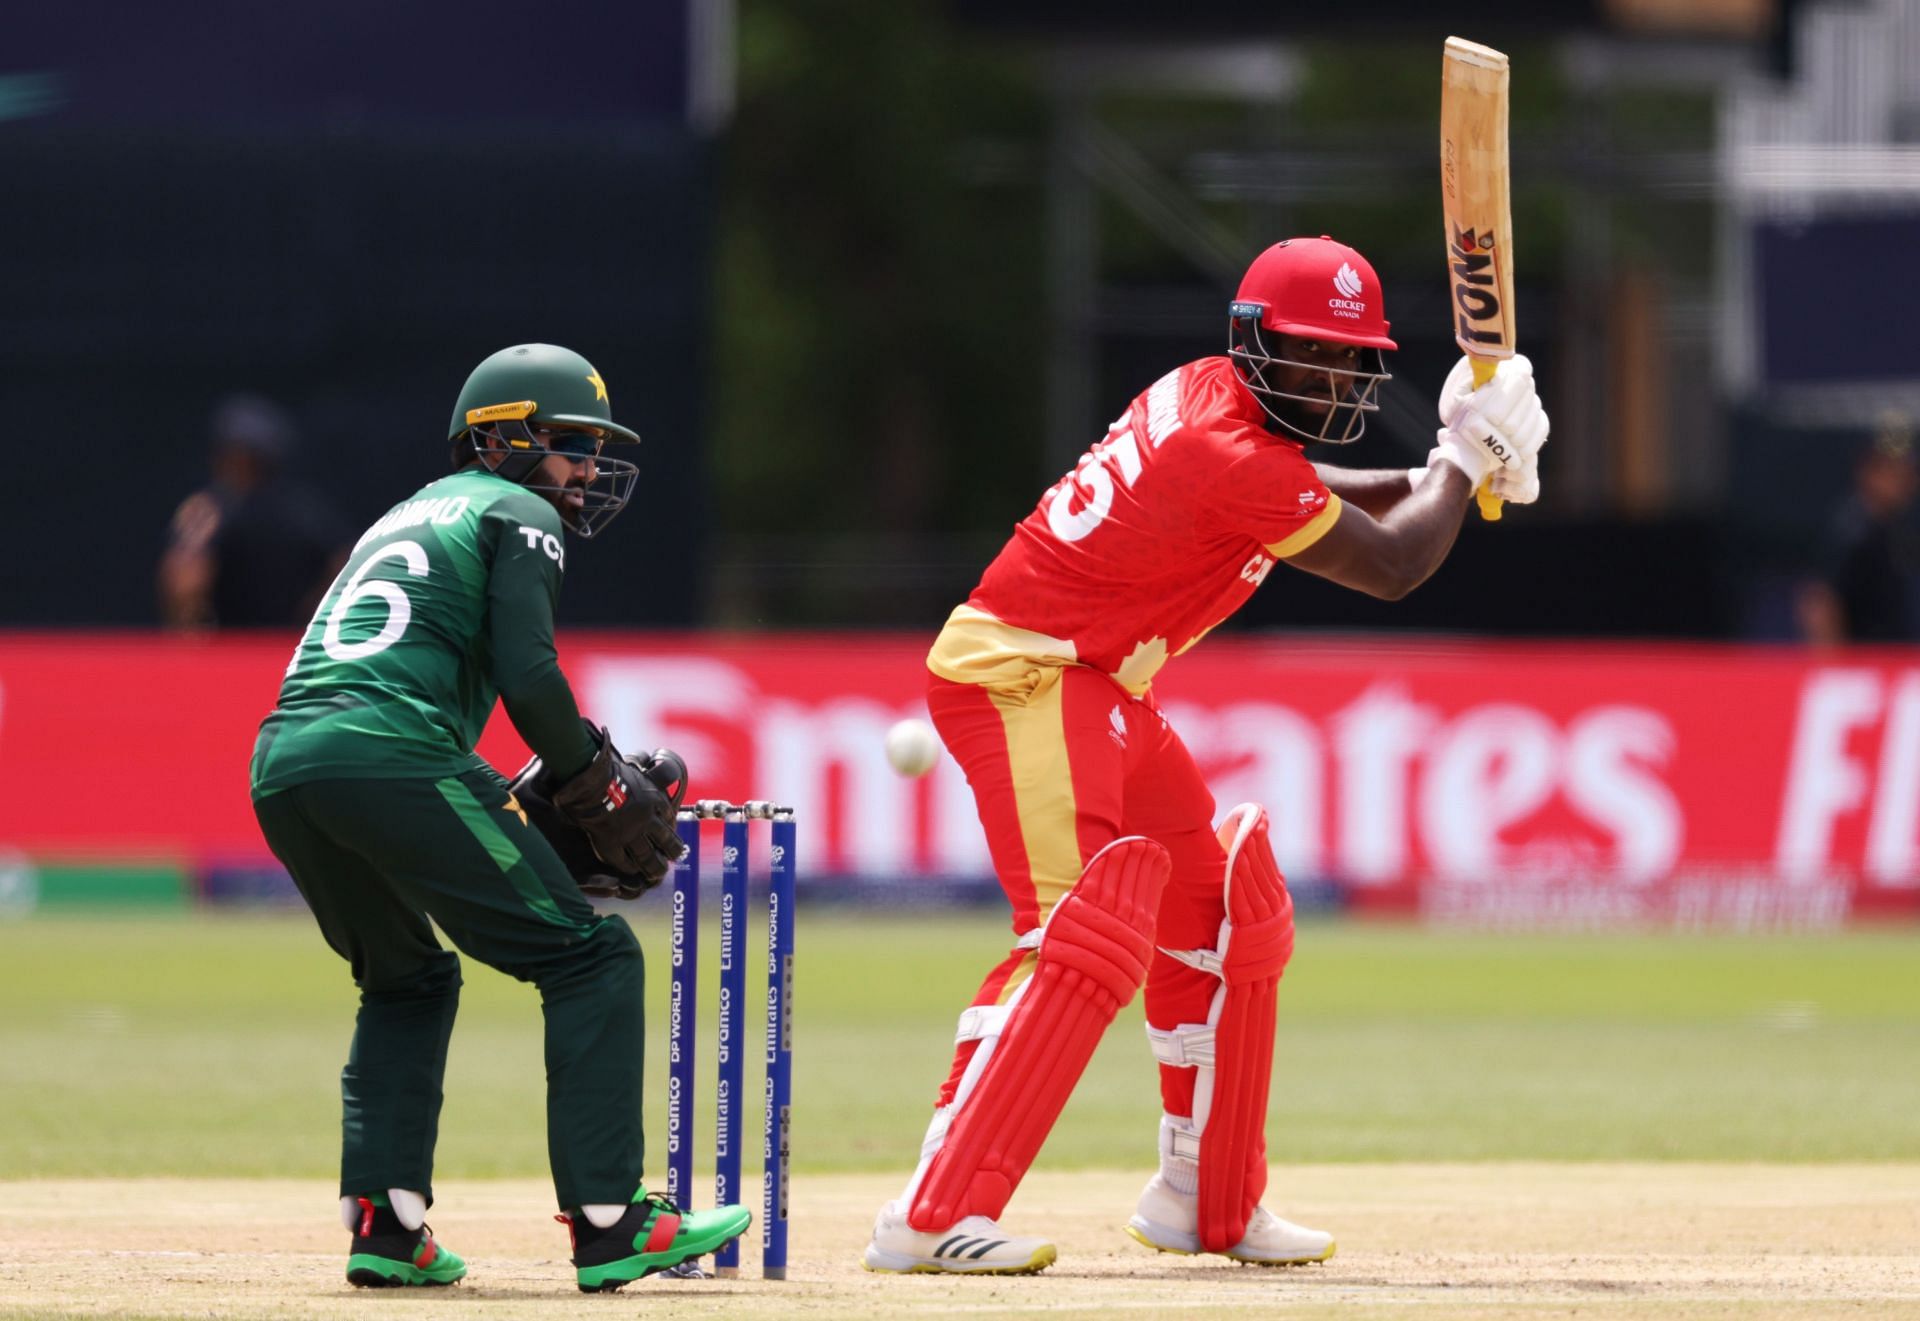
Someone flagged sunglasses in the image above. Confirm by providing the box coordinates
[540,429,606,460]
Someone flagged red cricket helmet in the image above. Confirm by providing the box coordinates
[1228,236,1396,444]
[1232,236,1398,349]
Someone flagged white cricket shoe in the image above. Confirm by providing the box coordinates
[1125,1173,1335,1266]
[862,1200,1057,1275]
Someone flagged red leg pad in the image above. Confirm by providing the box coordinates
[1197,806,1294,1253]
[908,835,1171,1232]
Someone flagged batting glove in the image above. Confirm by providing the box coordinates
[1424,353,1549,492]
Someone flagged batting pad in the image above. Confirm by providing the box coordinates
[1149,804,1295,1252]
[908,835,1171,1232]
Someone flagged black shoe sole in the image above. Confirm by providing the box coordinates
[347,1267,458,1288]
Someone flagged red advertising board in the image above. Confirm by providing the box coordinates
[2,632,1916,926]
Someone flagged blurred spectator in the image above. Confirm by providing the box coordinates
[1797,413,1920,644]
[158,394,350,629]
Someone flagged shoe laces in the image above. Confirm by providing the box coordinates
[637,1190,684,1223]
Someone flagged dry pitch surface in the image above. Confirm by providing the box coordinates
[4,1165,1918,1319]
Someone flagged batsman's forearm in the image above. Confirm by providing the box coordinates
[1314,464,1413,518]
[1374,463,1473,596]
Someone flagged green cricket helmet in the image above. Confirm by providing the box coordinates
[448,343,641,538]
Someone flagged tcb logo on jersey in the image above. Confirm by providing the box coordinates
[518,526,566,570]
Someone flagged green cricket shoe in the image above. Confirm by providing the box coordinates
[345,1195,467,1287]
[560,1191,752,1292]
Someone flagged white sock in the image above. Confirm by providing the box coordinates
[1160,1115,1201,1196]
[388,1189,427,1231]
[1164,1154,1200,1196]
[340,1189,429,1232]
[581,1203,627,1229]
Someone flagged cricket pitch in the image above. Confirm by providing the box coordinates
[4,1164,1918,1319]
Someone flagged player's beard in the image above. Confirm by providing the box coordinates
[527,464,591,529]
[556,479,588,528]
[1264,377,1340,440]
[522,455,640,539]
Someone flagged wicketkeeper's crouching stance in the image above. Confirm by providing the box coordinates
[864,237,1549,1274]
[250,345,750,1291]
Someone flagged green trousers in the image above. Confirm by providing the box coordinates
[253,767,644,1210]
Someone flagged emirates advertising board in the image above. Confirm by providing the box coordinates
[1,634,1916,929]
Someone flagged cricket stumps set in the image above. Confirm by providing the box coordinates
[665,800,798,1279]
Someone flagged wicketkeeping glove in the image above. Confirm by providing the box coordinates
[510,729,689,899]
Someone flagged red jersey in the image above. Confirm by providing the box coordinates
[929,356,1342,694]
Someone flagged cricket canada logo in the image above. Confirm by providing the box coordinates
[1329,262,1367,318]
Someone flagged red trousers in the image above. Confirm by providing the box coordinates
[927,665,1230,1120]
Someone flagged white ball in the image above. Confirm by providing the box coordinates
[884,718,941,778]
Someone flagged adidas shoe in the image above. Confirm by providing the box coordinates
[558,1191,751,1292]
[1125,1172,1334,1265]
[344,1194,467,1287]
[862,1199,1056,1275]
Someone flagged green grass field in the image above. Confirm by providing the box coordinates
[5,911,1919,1184]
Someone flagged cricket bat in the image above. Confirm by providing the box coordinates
[1440,36,1517,522]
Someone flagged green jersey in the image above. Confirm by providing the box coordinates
[251,468,596,796]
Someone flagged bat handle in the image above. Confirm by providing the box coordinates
[1468,356,1505,522]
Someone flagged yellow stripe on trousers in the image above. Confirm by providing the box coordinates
[987,668,1084,1002]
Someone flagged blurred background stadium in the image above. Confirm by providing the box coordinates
[3,0,1916,916]
[2,0,1919,1253]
